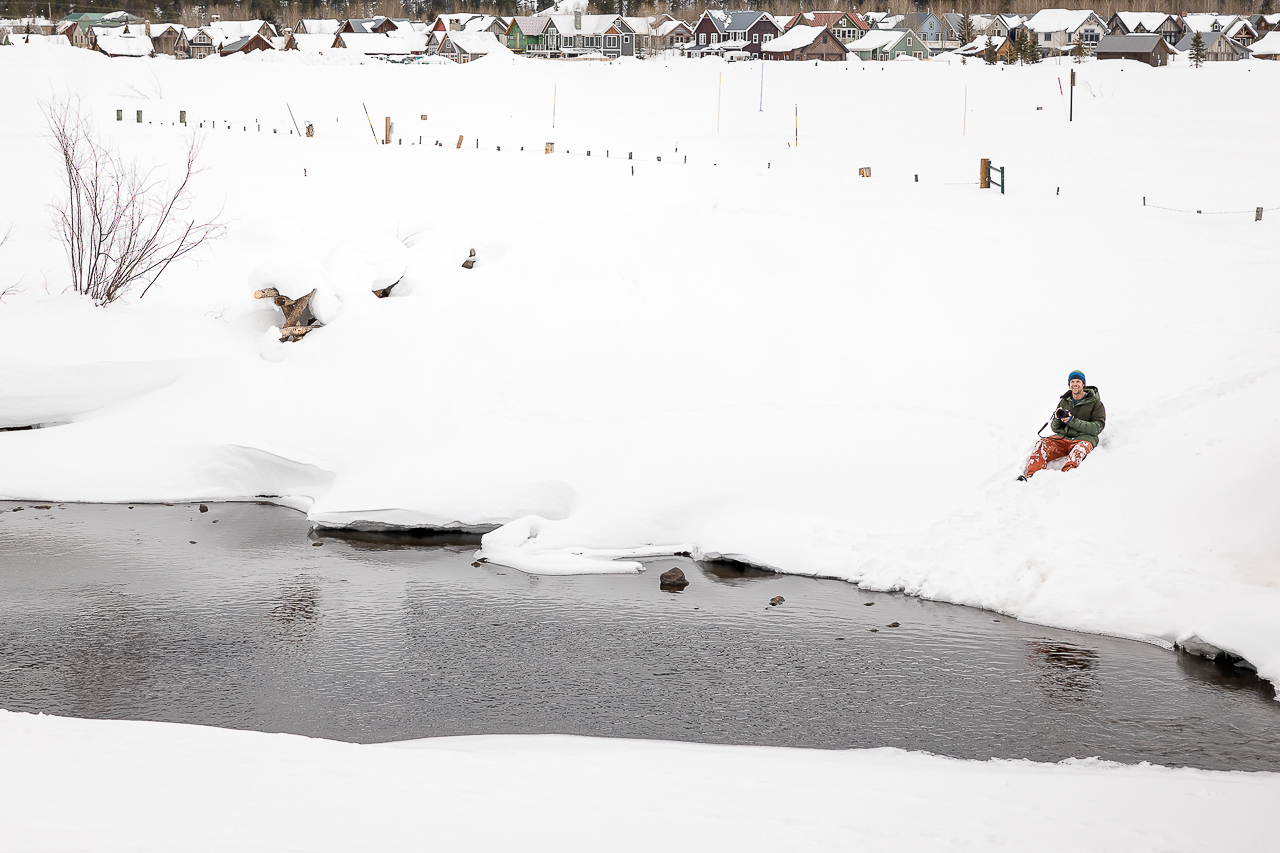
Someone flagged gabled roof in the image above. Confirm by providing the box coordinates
[95,32,152,55]
[1113,12,1176,33]
[785,11,858,31]
[1024,9,1105,34]
[296,19,342,34]
[509,16,551,36]
[848,28,913,51]
[1250,29,1280,54]
[1096,33,1166,52]
[288,33,333,52]
[953,34,1009,56]
[1174,29,1251,54]
[901,12,938,31]
[220,33,272,53]
[700,9,777,33]
[762,24,827,51]
[442,30,507,55]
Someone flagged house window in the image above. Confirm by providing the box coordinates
[606,35,617,48]
[753,33,758,42]
[711,33,719,43]
[915,51,921,58]
[623,35,629,43]
[699,33,706,44]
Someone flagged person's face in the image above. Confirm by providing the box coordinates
[1069,378,1084,397]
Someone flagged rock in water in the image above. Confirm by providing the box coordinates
[887,622,900,628]
[769,596,785,607]
[659,567,689,589]
[199,504,209,513]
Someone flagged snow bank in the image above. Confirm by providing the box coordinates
[1,49,1279,691]
[3,710,1278,852]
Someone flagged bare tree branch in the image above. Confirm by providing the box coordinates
[43,95,225,306]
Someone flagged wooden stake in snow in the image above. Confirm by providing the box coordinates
[1257,207,1265,221]
[116,110,122,121]
[362,103,378,145]
[462,249,477,270]
[717,73,722,133]
[457,135,464,149]
[546,142,554,154]
[385,117,391,145]
[552,85,556,129]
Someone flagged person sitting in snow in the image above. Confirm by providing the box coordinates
[1018,371,1106,481]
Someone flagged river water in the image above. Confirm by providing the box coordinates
[1,500,1276,770]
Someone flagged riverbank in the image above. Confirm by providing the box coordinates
[1,48,1278,691]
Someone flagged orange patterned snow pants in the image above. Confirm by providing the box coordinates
[1023,436,1093,478]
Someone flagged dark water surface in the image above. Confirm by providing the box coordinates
[1,501,1276,770]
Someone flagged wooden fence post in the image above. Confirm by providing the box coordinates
[384,117,391,145]
[980,158,990,189]
[1257,207,1264,222]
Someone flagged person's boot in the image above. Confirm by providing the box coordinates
[1016,474,1028,482]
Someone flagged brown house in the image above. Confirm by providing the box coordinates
[219,31,274,56]
[689,10,781,57]
[761,25,848,60]
[1094,33,1171,66]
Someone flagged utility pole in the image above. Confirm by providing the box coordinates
[1069,69,1075,122]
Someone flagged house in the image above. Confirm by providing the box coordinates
[689,10,782,57]
[847,28,927,61]
[1251,14,1280,35]
[783,11,867,42]
[652,16,693,53]
[549,12,639,59]
[332,32,415,56]
[952,34,1016,63]
[1094,33,1171,66]
[94,30,153,57]
[1174,29,1251,61]
[54,19,91,47]
[1023,9,1109,55]
[1107,12,1183,45]
[761,25,848,60]
[339,17,402,35]
[505,16,552,53]
[1182,15,1258,46]
[900,12,946,53]
[219,32,274,56]
[1249,29,1280,58]
[437,30,506,62]
[146,22,182,55]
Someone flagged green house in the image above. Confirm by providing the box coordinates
[505,16,552,53]
[847,27,928,61]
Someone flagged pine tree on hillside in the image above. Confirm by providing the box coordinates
[1070,33,1087,63]
[1190,30,1207,67]
[959,11,975,46]
[1263,0,1274,15]
[983,33,997,64]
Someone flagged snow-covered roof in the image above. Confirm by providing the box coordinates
[149,23,181,36]
[1174,29,1250,54]
[874,15,905,29]
[211,19,274,38]
[655,19,691,37]
[954,34,1009,55]
[847,28,908,51]
[1180,14,1243,34]
[289,33,333,52]
[444,30,507,55]
[762,24,826,52]
[510,16,550,36]
[334,32,414,54]
[96,33,153,56]
[1249,29,1280,55]
[701,9,777,34]
[1023,9,1103,34]
[1114,12,1174,32]
[297,19,341,34]
[1096,33,1166,53]
[220,33,272,53]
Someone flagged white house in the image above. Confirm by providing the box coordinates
[1023,9,1109,55]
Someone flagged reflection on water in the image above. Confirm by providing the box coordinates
[1025,640,1099,700]
[1,501,1278,771]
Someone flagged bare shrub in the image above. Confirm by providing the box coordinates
[44,96,224,306]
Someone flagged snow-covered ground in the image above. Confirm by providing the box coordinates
[1,44,1278,694]
[2,709,1277,851]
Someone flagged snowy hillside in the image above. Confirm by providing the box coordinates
[1,45,1278,689]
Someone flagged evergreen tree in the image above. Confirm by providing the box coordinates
[958,11,975,46]
[1263,0,1274,15]
[1024,29,1041,63]
[1070,33,1086,62]
[983,33,996,64]
[1190,30,1207,67]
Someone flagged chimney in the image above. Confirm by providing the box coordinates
[211,13,220,22]
[574,9,582,31]
[284,27,293,36]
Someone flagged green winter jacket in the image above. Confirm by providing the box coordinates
[1051,385,1106,447]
